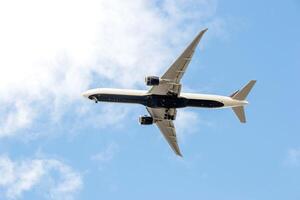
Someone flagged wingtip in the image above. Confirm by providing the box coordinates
[176,151,183,157]
[199,28,208,35]
[194,28,208,42]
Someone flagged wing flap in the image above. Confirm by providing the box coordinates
[146,107,182,156]
[157,120,182,157]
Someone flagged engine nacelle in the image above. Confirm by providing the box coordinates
[145,76,160,86]
[139,116,153,125]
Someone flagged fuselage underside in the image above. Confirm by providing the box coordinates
[89,93,224,108]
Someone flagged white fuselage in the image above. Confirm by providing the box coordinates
[82,88,247,109]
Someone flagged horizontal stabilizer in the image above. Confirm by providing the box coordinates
[232,106,246,123]
[232,80,256,100]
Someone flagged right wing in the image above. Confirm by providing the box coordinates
[148,28,208,96]
[146,107,182,156]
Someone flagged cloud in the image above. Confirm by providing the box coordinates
[0,0,225,137]
[0,102,33,137]
[82,104,130,130]
[285,148,300,167]
[0,155,82,200]
[175,110,213,141]
[175,110,199,139]
[91,142,119,164]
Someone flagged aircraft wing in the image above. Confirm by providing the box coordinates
[146,107,182,156]
[149,28,207,95]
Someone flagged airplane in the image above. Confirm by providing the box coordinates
[82,28,256,156]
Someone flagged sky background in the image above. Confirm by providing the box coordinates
[0,0,300,199]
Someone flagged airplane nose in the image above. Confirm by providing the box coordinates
[81,91,90,98]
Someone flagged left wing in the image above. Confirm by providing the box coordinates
[149,28,207,95]
[147,107,182,156]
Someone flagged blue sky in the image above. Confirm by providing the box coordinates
[0,0,299,199]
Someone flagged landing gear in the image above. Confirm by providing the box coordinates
[164,114,175,120]
[164,108,176,120]
[91,96,98,103]
[166,91,177,97]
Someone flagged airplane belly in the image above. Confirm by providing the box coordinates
[89,93,224,109]
[186,99,224,108]
[146,95,187,108]
[92,94,147,105]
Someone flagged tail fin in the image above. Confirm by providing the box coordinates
[230,80,256,123]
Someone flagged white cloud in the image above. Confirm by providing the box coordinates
[0,0,225,137]
[286,148,300,167]
[175,110,199,139]
[0,101,33,137]
[86,104,130,129]
[175,110,213,141]
[0,155,82,200]
[91,142,119,163]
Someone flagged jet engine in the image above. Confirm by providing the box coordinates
[145,76,160,86]
[139,116,153,125]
